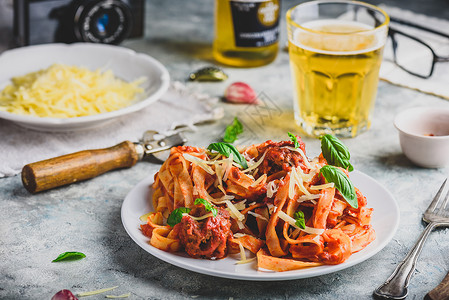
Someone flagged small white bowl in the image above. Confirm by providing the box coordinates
[394,106,449,168]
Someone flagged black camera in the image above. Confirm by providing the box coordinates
[13,0,144,46]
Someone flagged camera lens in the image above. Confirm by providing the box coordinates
[74,0,133,44]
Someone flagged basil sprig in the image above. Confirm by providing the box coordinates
[294,211,306,229]
[288,132,300,149]
[223,117,243,143]
[167,207,191,227]
[320,134,354,172]
[195,198,217,217]
[320,165,357,209]
[52,252,86,262]
[207,142,248,169]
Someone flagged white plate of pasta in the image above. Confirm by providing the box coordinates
[121,139,400,281]
[0,43,169,132]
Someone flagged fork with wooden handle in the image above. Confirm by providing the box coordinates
[374,178,449,300]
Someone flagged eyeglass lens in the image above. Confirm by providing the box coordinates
[392,32,434,78]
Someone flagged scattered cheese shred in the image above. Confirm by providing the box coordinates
[182,212,214,221]
[235,257,257,265]
[183,153,215,175]
[266,181,279,198]
[277,210,325,235]
[285,146,313,170]
[77,286,118,297]
[0,64,145,118]
[298,194,321,202]
[238,242,247,261]
[248,211,268,221]
[292,167,312,196]
[225,200,245,221]
[310,183,335,190]
[243,150,268,174]
[139,212,152,222]
[250,174,266,187]
[106,293,131,299]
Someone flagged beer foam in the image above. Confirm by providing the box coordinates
[291,19,386,55]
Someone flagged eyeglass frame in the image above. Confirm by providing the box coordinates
[388,17,449,79]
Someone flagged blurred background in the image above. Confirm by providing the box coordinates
[1,0,448,55]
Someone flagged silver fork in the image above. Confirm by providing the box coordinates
[374,178,449,300]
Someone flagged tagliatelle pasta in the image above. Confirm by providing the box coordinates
[141,137,375,271]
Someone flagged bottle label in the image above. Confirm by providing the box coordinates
[229,0,280,48]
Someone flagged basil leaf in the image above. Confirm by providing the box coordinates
[207,142,248,169]
[52,252,86,262]
[288,132,300,149]
[294,211,306,229]
[167,207,191,227]
[320,134,354,172]
[194,198,217,217]
[320,165,357,208]
[223,117,243,143]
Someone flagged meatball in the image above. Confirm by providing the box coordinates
[175,207,232,259]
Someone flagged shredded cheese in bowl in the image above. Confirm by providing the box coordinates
[0,64,145,118]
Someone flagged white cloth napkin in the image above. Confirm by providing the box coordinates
[380,5,449,100]
[0,82,222,177]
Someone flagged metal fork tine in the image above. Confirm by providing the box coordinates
[439,188,449,213]
[426,178,447,214]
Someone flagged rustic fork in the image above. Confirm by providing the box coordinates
[374,178,449,299]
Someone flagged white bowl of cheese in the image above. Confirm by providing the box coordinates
[0,43,170,132]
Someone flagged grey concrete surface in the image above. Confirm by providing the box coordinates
[1,0,449,299]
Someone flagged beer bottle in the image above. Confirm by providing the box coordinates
[213,0,280,67]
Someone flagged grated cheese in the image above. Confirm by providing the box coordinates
[298,194,321,202]
[222,153,234,182]
[233,200,247,211]
[182,212,214,221]
[225,200,245,221]
[183,153,215,175]
[310,183,335,190]
[266,181,279,198]
[0,64,145,118]
[250,174,266,187]
[139,212,152,222]
[236,220,245,229]
[292,167,312,196]
[285,146,313,170]
[277,210,325,235]
[238,242,247,261]
[77,286,119,297]
[235,257,257,265]
[243,150,268,174]
[233,233,248,238]
[106,294,131,299]
[248,211,268,221]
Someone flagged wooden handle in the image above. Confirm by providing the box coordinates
[21,141,139,194]
[425,270,449,300]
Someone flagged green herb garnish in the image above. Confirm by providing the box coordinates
[167,207,191,227]
[320,165,357,208]
[294,211,306,229]
[52,251,86,262]
[288,132,300,149]
[223,117,243,143]
[195,198,217,217]
[320,134,354,172]
[207,142,248,169]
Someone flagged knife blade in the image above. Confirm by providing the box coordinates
[21,132,187,194]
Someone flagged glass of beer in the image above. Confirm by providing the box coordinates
[287,1,389,138]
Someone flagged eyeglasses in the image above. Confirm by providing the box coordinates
[388,17,449,79]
